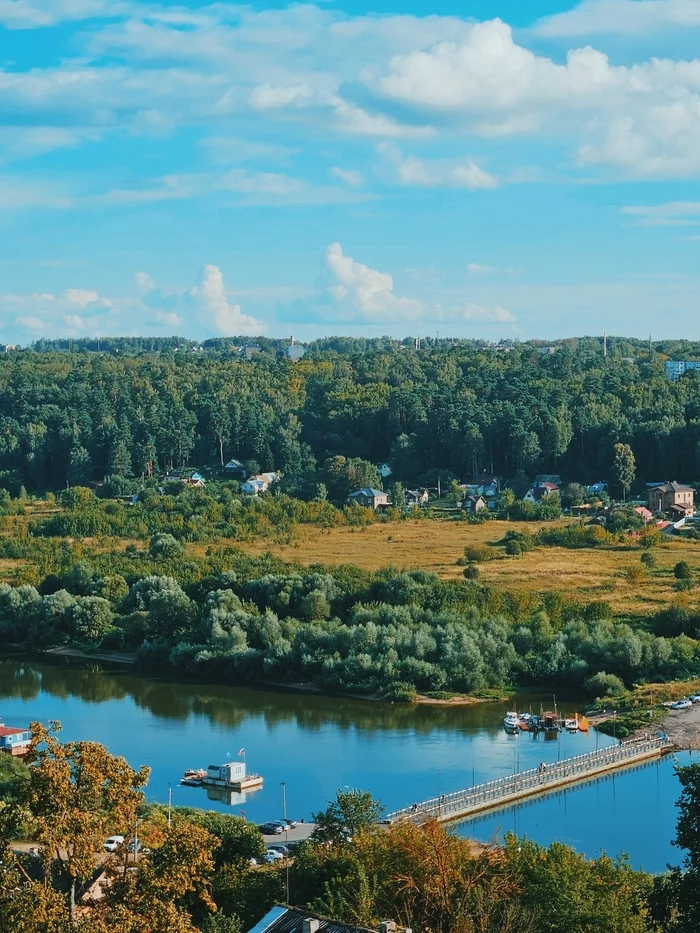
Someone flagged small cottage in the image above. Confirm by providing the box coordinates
[0,723,31,756]
[406,488,429,507]
[347,488,390,509]
[523,483,560,503]
[463,494,488,513]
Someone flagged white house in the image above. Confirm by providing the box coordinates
[523,483,560,503]
[378,462,393,479]
[224,459,246,474]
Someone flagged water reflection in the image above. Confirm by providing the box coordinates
[0,657,560,737]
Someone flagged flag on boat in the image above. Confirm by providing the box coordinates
[238,748,245,756]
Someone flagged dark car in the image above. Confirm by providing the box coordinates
[267,844,290,856]
[259,821,284,835]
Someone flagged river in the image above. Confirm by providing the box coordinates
[0,658,689,873]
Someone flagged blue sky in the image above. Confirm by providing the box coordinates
[2,0,700,342]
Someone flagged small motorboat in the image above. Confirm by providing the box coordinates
[181,768,206,786]
[564,718,579,732]
[504,711,520,731]
[518,713,533,731]
[578,715,590,732]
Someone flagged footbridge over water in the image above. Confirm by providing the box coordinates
[385,736,675,826]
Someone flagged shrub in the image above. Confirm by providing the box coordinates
[640,552,656,568]
[149,533,184,559]
[463,564,480,580]
[584,671,626,698]
[463,544,496,563]
[505,540,522,557]
[675,561,692,581]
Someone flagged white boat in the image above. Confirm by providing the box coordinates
[503,712,520,730]
[181,768,206,786]
[564,718,579,731]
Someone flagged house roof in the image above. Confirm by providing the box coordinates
[406,488,427,498]
[246,906,375,933]
[0,726,28,737]
[634,507,653,519]
[650,481,694,493]
[526,486,548,502]
[349,488,386,498]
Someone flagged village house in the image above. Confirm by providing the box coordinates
[378,462,393,480]
[647,481,695,517]
[463,474,501,511]
[223,458,246,475]
[241,472,280,495]
[523,482,560,503]
[246,906,379,933]
[347,488,390,509]
[463,494,488,513]
[164,469,206,488]
[0,722,31,756]
[405,488,429,507]
[634,506,653,523]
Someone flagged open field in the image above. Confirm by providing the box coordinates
[243,519,700,616]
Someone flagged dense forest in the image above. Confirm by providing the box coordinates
[3,335,700,493]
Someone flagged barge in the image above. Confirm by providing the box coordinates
[181,760,263,791]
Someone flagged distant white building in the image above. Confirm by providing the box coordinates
[665,360,700,382]
[286,345,305,361]
[378,462,392,479]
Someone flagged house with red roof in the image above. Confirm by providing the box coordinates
[0,721,31,756]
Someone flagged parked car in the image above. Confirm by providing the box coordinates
[103,835,125,852]
[285,840,305,854]
[672,699,693,710]
[128,840,149,854]
[264,848,284,864]
[692,695,700,704]
[260,821,284,835]
[267,844,289,856]
[278,818,297,830]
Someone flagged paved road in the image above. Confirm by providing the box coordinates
[261,822,316,844]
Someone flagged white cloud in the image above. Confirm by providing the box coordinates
[323,242,422,321]
[369,18,700,177]
[534,0,700,38]
[62,313,85,329]
[329,166,364,186]
[134,271,154,292]
[63,288,99,306]
[461,303,516,322]
[380,144,498,189]
[15,315,44,331]
[622,201,700,225]
[155,309,182,327]
[189,265,263,335]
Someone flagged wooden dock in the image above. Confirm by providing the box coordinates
[385,737,675,825]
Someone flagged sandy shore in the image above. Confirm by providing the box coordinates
[656,702,700,750]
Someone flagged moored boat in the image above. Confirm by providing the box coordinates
[564,718,579,731]
[181,768,206,786]
[503,711,520,731]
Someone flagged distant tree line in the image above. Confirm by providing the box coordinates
[1,337,700,495]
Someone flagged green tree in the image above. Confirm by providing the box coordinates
[612,443,636,501]
[70,595,114,642]
[312,789,383,845]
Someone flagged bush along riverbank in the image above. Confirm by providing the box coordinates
[3,545,700,702]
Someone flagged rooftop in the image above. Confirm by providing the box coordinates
[246,906,376,933]
[0,725,29,737]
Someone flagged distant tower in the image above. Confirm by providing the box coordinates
[603,332,607,358]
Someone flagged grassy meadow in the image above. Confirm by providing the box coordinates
[244,518,700,617]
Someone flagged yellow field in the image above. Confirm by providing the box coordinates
[242,519,700,615]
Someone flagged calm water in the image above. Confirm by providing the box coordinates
[0,658,688,873]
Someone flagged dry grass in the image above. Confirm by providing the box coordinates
[240,518,700,616]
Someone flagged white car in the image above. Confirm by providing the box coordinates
[673,699,693,710]
[103,836,125,852]
[264,848,284,864]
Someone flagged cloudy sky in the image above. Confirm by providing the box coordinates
[2,0,700,342]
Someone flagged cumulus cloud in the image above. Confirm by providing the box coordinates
[15,315,45,331]
[322,242,422,322]
[369,18,700,177]
[380,144,497,189]
[189,265,263,335]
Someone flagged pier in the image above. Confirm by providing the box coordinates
[385,737,675,825]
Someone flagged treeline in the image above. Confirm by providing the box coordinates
[2,548,699,698]
[3,336,700,493]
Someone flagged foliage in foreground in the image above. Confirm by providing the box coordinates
[2,725,689,933]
